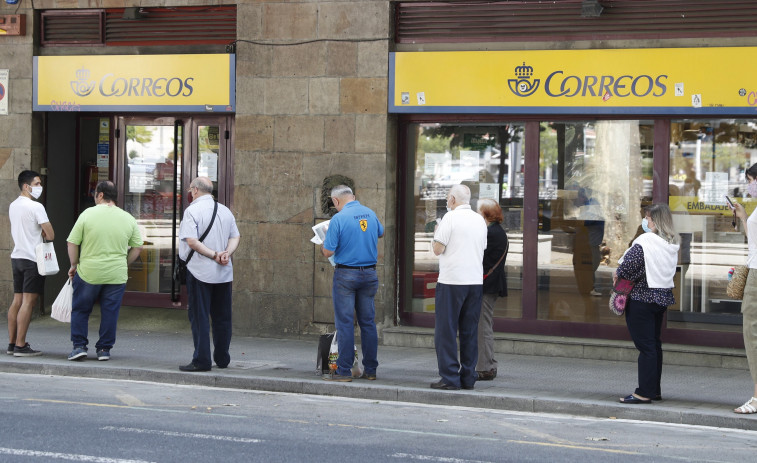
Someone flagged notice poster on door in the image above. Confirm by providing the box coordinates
[198,126,219,181]
[199,152,218,182]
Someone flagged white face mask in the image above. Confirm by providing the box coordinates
[30,186,43,199]
[748,180,757,198]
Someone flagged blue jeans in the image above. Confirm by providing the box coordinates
[625,299,666,398]
[187,271,233,369]
[70,273,127,351]
[434,283,483,388]
[332,267,379,377]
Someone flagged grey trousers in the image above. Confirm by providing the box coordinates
[742,269,757,384]
[476,293,498,372]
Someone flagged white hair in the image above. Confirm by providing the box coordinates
[330,185,353,198]
[449,184,471,204]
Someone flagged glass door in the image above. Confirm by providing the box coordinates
[116,115,232,307]
[192,116,231,204]
[116,117,184,306]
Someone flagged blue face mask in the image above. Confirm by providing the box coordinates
[641,217,652,233]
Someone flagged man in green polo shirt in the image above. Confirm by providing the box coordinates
[66,181,143,361]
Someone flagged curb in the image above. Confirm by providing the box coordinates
[3,360,756,432]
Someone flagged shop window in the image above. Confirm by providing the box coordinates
[667,119,757,332]
[537,120,654,323]
[405,123,525,318]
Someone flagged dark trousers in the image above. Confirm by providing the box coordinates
[434,283,483,388]
[186,272,233,369]
[70,273,126,351]
[625,299,666,398]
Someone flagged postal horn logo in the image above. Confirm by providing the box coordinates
[360,219,368,232]
[508,62,540,97]
[71,68,96,97]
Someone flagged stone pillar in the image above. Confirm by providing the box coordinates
[0,4,40,311]
[234,1,394,336]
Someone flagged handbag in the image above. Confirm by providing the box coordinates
[173,201,218,284]
[609,277,635,316]
[316,332,335,376]
[51,279,73,323]
[727,265,749,300]
[35,240,59,276]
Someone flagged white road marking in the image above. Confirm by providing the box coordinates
[390,454,493,463]
[0,447,154,463]
[115,394,146,407]
[102,426,262,443]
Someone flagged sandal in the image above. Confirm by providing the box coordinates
[619,394,651,404]
[734,397,757,414]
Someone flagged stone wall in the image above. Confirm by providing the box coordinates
[233,0,394,337]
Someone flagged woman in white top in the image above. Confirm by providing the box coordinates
[733,163,757,414]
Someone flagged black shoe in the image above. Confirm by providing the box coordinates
[461,383,475,390]
[179,362,211,372]
[430,380,460,390]
[6,343,14,355]
[476,369,497,381]
[619,394,651,404]
[13,343,42,357]
[358,372,377,380]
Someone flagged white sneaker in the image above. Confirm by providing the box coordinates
[590,289,602,297]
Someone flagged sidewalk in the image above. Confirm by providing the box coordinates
[2,314,757,431]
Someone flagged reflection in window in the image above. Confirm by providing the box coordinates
[406,123,525,318]
[124,125,182,294]
[537,121,654,324]
[668,119,757,332]
[198,126,220,197]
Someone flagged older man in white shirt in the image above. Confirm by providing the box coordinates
[178,177,240,372]
[431,184,487,390]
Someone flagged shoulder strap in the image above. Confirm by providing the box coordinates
[485,239,509,278]
[186,201,218,264]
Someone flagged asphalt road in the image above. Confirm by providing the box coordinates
[0,373,755,462]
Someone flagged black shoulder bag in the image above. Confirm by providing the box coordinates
[173,201,218,285]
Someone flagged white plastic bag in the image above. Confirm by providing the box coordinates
[35,241,59,276]
[51,279,73,323]
[327,331,362,377]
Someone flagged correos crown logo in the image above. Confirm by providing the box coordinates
[71,68,96,97]
[505,59,669,100]
[508,62,540,97]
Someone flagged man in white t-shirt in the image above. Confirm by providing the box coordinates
[7,170,55,357]
[430,184,487,390]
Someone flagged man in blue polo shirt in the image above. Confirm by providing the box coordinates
[322,185,384,382]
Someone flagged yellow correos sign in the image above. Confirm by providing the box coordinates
[34,54,235,112]
[389,48,757,115]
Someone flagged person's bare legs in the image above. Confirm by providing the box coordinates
[7,293,23,346]
[9,293,38,347]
